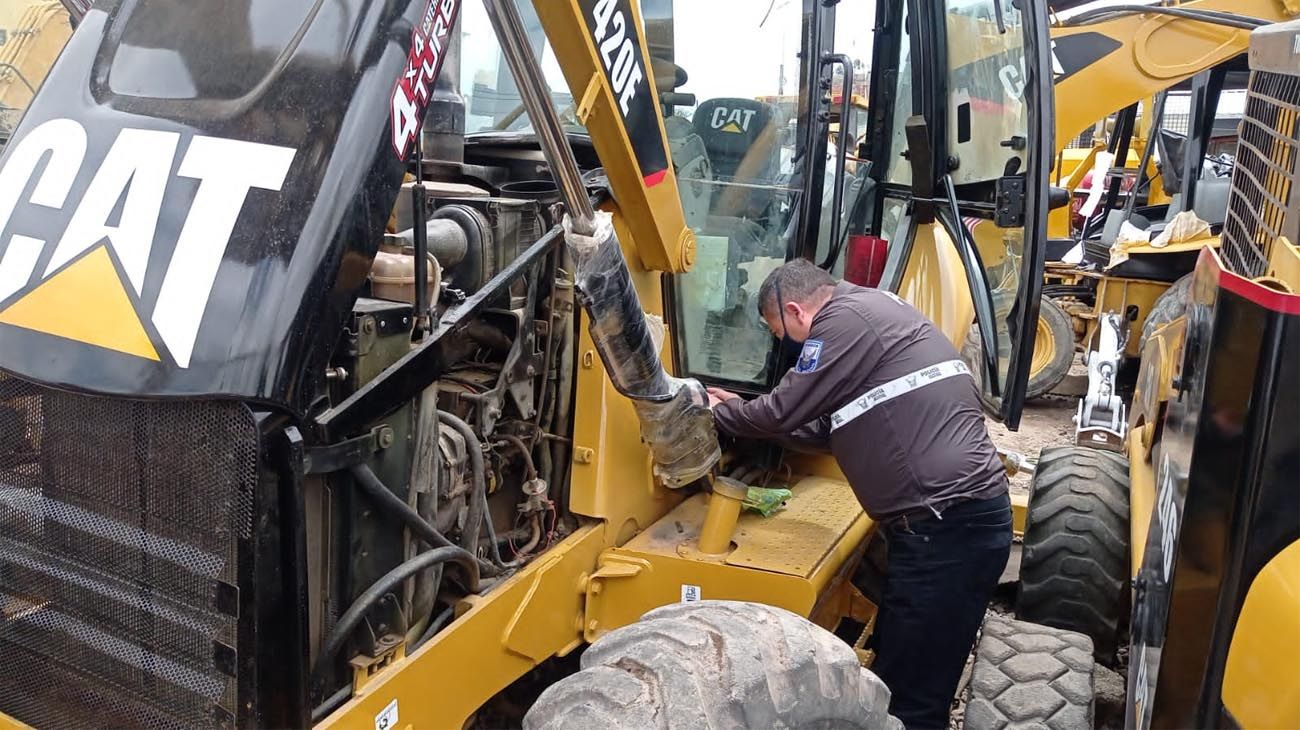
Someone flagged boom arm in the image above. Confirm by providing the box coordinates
[531,0,697,273]
[1051,0,1299,146]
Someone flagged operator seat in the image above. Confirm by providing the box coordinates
[692,98,782,220]
[693,97,781,183]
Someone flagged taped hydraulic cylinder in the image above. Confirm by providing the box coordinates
[564,212,720,487]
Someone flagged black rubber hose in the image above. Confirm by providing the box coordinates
[311,686,350,724]
[313,546,480,678]
[349,464,498,577]
[437,411,487,556]
[480,487,512,568]
[495,434,538,480]
[350,464,454,550]
[1062,5,1268,30]
[411,605,456,652]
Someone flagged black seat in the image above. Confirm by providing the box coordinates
[692,97,780,182]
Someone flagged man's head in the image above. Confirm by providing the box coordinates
[756,259,836,344]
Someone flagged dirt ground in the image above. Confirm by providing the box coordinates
[984,365,1086,494]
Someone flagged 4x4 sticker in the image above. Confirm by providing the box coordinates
[0,118,295,367]
[391,0,462,159]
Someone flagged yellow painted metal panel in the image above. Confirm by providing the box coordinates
[584,476,873,641]
[1267,236,1300,291]
[899,222,975,349]
[1222,540,1300,729]
[1128,429,1156,581]
[318,525,607,730]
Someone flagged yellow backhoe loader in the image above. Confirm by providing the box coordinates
[0,0,1053,727]
[969,17,1300,729]
[964,0,1298,403]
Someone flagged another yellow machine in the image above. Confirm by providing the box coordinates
[961,0,1298,403]
[0,1,72,147]
[975,17,1300,729]
[0,0,1053,728]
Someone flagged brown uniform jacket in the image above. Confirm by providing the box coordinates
[713,282,1007,522]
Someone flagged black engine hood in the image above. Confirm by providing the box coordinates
[0,0,436,414]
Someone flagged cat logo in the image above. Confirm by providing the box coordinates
[710,106,758,134]
[0,118,296,368]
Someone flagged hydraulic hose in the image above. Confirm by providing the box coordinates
[436,411,486,557]
[311,686,351,724]
[312,546,480,678]
[349,464,498,576]
[411,605,456,652]
[1062,5,1269,30]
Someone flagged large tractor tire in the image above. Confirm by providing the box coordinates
[1016,446,1130,663]
[1139,273,1192,351]
[963,615,1095,730]
[523,600,900,730]
[964,293,1075,404]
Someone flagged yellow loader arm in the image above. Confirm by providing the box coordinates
[1051,0,1299,146]
[533,0,696,274]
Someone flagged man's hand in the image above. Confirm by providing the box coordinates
[707,387,740,409]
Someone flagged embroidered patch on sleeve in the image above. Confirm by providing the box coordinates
[796,339,823,373]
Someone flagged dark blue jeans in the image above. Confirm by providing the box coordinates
[870,492,1013,729]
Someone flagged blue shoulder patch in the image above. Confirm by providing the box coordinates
[795,339,823,373]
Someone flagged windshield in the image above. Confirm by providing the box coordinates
[0,3,72,145]
[660,0,810,387]
[462,0,813,387]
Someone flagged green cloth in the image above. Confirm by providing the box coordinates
[743,486,793,517]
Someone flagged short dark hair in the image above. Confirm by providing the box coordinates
[756,259,836,317]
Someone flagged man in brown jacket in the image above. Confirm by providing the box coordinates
[708,259,1012,729]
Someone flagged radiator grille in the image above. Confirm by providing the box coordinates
[0,378,256,728]
[1222,70,1300,278]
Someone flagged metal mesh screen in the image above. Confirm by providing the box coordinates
[1222,70,1300,278]
[0,377,256,729]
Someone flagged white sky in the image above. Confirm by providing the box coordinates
[460,0,877,110]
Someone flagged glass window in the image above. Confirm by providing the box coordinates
[662,0,809,387]
[813,2,874,269]
[946,0,1031,403]
[461,1,582,134]
[945,0,1028,185]
[885,2,913,185]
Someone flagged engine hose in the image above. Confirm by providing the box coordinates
[311,685,351,724]
[1062,5,1268,30]
[494,434,538,480]
[411,605,457,652]
[312,546,480,679]
[436,411,486,557]
[349,464,498,577]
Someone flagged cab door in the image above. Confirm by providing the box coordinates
[843,0,1053,428]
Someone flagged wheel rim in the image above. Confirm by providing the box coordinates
[1030,314,1057,377]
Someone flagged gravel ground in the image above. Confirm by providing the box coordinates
[946,366,1132,729]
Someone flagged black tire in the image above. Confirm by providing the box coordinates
[1016,446,1130,663]
[1139,273,1192,352]
[1029,296,1076,399]
[523,600,901,730]
[963,615,1095,730]
[962,293,1074,406]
